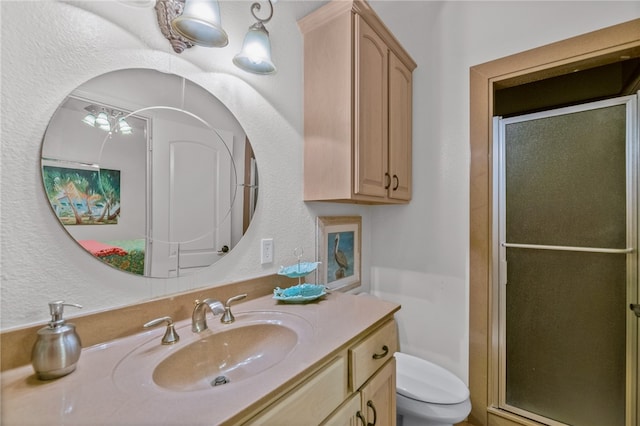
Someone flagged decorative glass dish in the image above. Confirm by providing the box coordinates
[277,261,321,279]
[273,284,327,303]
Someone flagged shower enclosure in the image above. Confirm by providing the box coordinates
[493,95,639,425]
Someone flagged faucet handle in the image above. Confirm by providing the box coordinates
[144,316,180,345]
[221,294,248,324]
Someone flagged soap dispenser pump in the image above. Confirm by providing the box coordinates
[31,301,82,380]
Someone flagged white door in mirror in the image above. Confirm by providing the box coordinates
[151,120,233,277]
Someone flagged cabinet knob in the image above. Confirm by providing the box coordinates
[384,173,391,189]
[392,175,399,191]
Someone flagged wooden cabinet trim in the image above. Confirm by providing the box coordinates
[321,393,362,426]
[302,6,354,202]
[388,51,413,201]
[299,0,416,71]
[351,0,416,71]
[354,15,389,198]
[297,0,353,34]
[360,357,397,426]
[245,355,348,425]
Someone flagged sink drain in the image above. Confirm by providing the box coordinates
[211,375,230,386]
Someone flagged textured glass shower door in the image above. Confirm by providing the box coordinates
[495,96,638,426]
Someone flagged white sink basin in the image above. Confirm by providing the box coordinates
[112,311,313,394]
[154,322,297,391]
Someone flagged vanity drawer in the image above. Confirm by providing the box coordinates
[245,355,348,425]
[349,319,398,391]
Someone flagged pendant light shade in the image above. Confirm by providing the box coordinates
[82,106,132,135]
[95,111,111,132]
[233,21,276,75]
[118,117,133,135]
[155,0,278,75]
[82,113,96,127]
[171,0,228,47]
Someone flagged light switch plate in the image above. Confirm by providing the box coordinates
[261,238,274,264]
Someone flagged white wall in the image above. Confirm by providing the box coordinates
[367,1,640,382]
[0,0,362,328]
[1,0,639,385]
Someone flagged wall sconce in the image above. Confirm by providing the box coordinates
[171,0,228,47]
[82,106,133,135]
[233,1,276,75]
[155,0,276,74]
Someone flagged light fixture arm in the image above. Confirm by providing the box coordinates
[250,0,273,25]
[155,0,196,53]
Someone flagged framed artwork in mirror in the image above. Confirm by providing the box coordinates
[316,216,361,292]
[42,163,121,226]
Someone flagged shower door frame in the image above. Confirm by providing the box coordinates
[468,17,640,426]
[492,95,639,426]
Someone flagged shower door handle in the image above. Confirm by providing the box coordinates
[631,304,640,318]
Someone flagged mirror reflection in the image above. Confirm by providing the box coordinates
[41,69,258,278]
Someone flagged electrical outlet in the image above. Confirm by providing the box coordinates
[261,238,274,264]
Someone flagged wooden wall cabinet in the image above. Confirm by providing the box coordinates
[299,0,416,204]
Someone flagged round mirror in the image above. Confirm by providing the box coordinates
[41,69,258,278]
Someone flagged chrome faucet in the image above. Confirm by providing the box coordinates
[144,316,180,345]
[220,294,248,324]
[192,298,225,333]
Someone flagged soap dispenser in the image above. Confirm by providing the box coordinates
[31,301,82,380]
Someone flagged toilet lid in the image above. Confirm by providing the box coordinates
[395,352,470,405]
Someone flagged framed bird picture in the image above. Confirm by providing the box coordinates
[316,216,361,292]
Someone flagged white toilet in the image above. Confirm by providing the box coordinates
[395,352,471,426]
[356,292,471,425]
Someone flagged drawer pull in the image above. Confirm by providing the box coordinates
[366,400,377,426]
[372,345,389,360]
[356,411,366,425]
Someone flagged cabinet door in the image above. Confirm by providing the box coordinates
[322,393,362,426]
[388,52,413,201]
[354,15,388,199]
[245,356,347,425]
[360,358,396,426]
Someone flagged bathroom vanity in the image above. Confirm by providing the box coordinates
[1,289,399,425]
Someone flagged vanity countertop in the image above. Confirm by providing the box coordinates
[1,291,399,425]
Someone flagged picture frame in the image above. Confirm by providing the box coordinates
[316,216,361,292]
[42,162,121,226]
